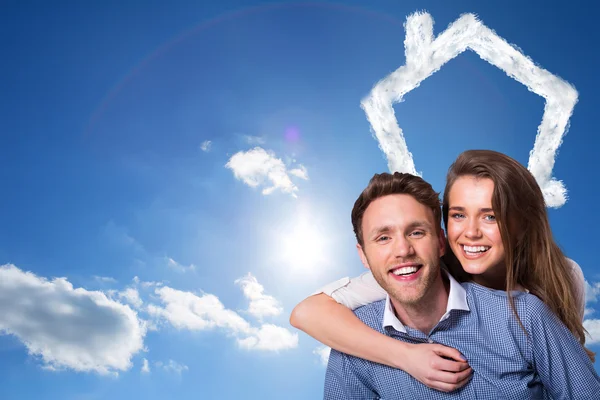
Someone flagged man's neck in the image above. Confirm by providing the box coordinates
[390,275,450,335]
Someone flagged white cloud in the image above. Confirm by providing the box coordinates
[289,165,309,180]
[235,273,283,319]
[585,281,600,304]
[313,346,331,366]
[148,285,297,352]
[584,319,600,345]
[0,264,146,375]
[585,308,595,317]
[361,11,577,208]
[583,280,600,345]
[200,140,212,152]
[166,257,196,273]
[118,288,143,309]
[148,287,252,333]
[236,324,298,351]
[225,147,307,198]
[141,358,150,374]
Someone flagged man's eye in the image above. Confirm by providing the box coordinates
[377,236,390,242]
[410,231,425,237]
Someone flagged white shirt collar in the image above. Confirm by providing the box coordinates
[382,267,470,333]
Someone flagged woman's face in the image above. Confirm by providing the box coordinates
[446,175,506,288]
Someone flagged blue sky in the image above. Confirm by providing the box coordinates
[1,0,600,399]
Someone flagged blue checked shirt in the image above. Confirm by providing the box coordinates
[323,273,600,399]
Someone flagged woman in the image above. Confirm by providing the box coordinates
[290,150,591,393]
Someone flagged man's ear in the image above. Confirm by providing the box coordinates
[438,229,446,257]
[356,243,371,270]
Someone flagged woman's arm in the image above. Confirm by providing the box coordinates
[313,271,387,310]
[566,258,586,321]
[291,292,404,366]
[290,273,472,392]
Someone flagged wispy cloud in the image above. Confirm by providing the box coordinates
[244,135,266,145]
[0,264,146,375]
[94,276,117,284]
[200,140,212,152]
[585,281,600,304]
[104,221,195,277]
[313,346,331,366]
[155,360,188,375]
[133,276,165,289]
[235,273,283,319]
[118,287,143,309]
[225,147,308,198]
[147,281,297,352]
[289,165,309,180]
[166,257,196,273]
[141,358,150,374]
[584,319,600,345]
[583,280,600,344]
[361,11,577,208]
[103,220,145,254]
[585,308,594,317]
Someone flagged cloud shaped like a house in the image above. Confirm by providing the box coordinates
[362,12,577,208]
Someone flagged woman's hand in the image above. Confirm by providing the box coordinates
[397,343,472,392]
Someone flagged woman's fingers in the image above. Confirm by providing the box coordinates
[433,344,468,363]
[427,368,473,392]
[432,357,471,373]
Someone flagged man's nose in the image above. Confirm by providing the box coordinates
[394,237,415,258]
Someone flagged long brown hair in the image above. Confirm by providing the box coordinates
[441,149,594,361]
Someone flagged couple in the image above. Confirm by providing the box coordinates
[290,150,599,399]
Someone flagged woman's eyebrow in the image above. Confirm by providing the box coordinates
[449,206,494,213]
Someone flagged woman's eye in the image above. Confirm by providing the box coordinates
[451,213,465,219]
[484,215,496,222]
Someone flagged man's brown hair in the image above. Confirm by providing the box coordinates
[351,172,442,247]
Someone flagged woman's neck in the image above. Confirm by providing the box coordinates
[471,274,526,292]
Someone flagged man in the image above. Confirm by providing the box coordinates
[323,172,599,399]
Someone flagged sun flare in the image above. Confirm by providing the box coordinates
[268,205,333,277]
[280,220,327,271]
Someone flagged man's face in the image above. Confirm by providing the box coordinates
[357,194,445,306]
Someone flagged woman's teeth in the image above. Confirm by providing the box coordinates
[463,245,490,255]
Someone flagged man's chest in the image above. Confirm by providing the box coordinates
[372,325,544,399]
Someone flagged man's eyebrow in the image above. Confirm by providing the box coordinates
[406,221,434,231]
[369,221,433,238]
[449,206,494,213]
[369,225,393,238]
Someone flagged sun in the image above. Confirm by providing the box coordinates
[268,205,332,277]
[280,220,328,272]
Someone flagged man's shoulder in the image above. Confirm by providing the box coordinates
[463,282,550,319]
[353,299,386,329]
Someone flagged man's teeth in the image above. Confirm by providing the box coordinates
[392,266,418,276]
[463,245,490,253]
